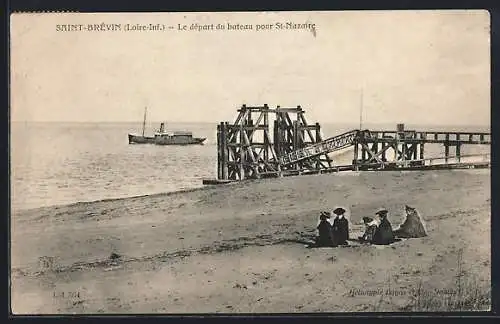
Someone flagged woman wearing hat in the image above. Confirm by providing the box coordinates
[372,208,395,245]
[316,211,336,247]
[332,207,349,246]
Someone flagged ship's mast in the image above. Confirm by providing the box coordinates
[142,106,147,137]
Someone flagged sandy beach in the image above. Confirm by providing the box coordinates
[10,169,491,314]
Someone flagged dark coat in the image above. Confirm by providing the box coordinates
[333,216,349,245]
[316,220,336,247]
[372,218,395,245]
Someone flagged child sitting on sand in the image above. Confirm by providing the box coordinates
[359,216,380,243]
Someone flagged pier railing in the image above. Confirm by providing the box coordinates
[365,130,491,144]
[400,153,490,166]
[271,153,490,177]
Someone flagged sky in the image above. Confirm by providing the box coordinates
[10,10,490,126]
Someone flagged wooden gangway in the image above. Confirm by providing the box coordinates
[279,130,359,166]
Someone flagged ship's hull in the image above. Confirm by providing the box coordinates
[128,134,206,145]
[128,134,155,144]
[154,137,206,145]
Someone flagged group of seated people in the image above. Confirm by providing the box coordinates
[315,207,397,247]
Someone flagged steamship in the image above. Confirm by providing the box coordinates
[128,107,206,145]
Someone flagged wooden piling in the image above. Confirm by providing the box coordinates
[239,116,245,180]
[293,120,299,170]
[445,134,450,163]
[217,123,222,179]
[223,122,228,179]
[263,105,269,164]
[372,142,379,163]
[273,119,280,158]
[353,141,359,166]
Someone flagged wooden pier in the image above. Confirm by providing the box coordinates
[350,124,490,170]
[209,105,490,183]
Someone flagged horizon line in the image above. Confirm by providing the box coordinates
[9,120,490,128]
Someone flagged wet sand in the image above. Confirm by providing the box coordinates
[10,170,491,313]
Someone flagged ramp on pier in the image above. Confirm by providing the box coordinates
[279,130,360,166]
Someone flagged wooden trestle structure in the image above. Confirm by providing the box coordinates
[209,105,491,183]
[216,104,332,181]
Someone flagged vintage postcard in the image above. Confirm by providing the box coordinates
[10,10,490,314]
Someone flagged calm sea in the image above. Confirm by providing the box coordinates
[10,121,490,211]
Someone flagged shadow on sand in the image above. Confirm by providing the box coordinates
[301,237,403,249]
